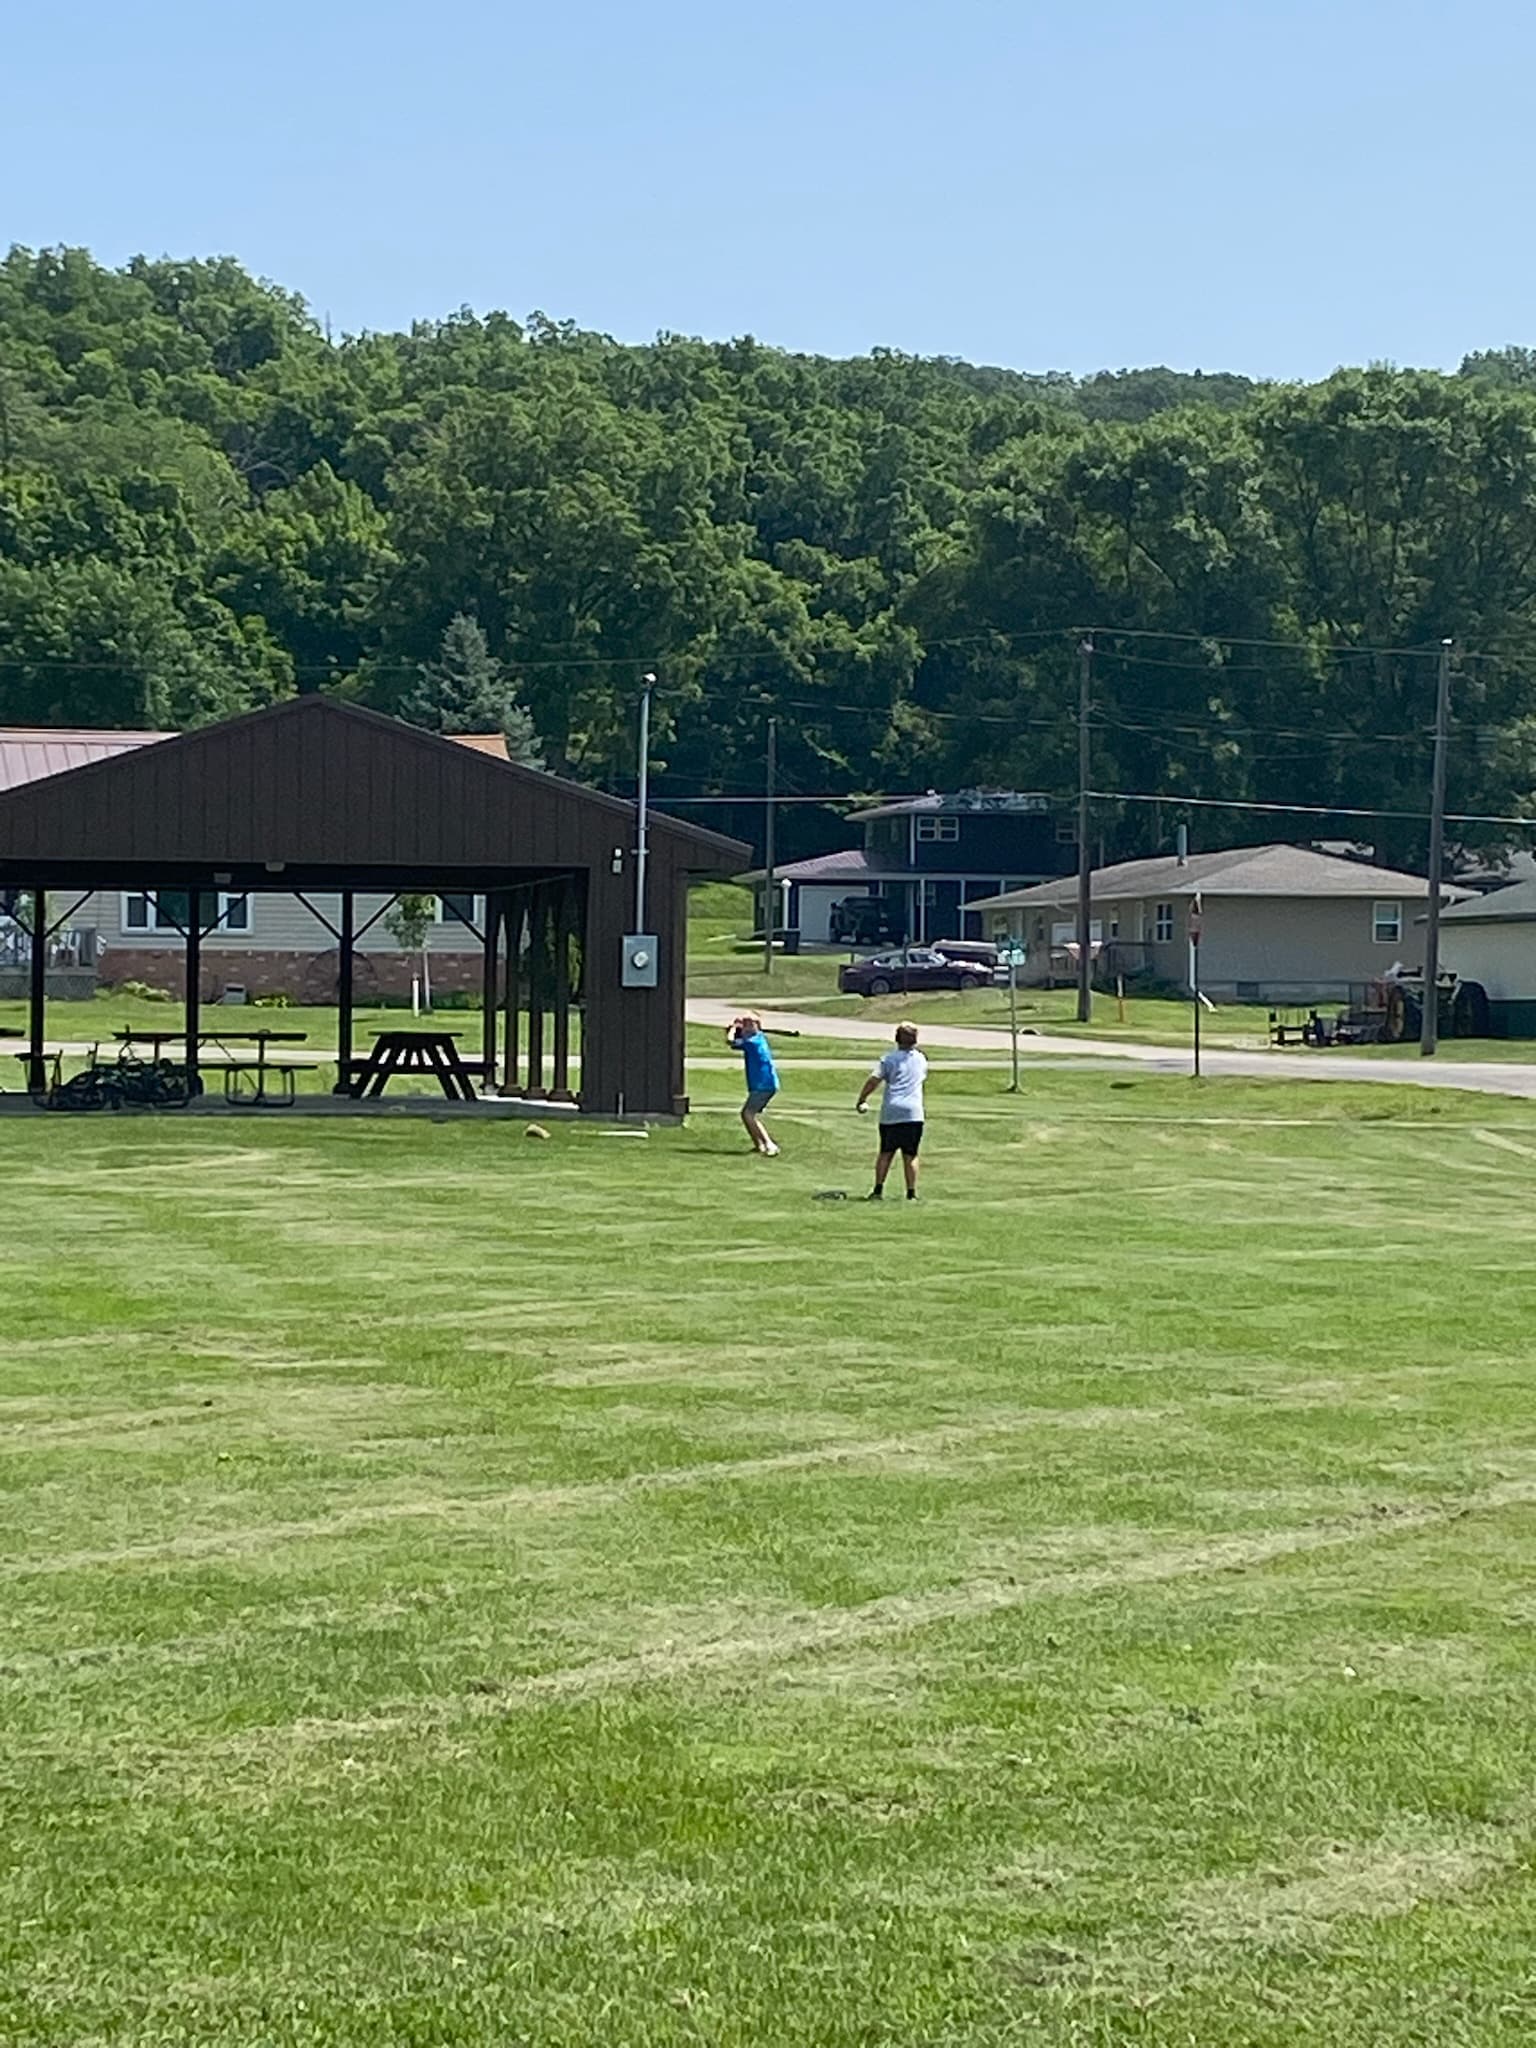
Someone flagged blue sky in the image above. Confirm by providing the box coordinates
[7,0,1532,379]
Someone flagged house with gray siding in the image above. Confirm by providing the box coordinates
[969,845,1469,1001]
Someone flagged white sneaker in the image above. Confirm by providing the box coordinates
[760,1141,781,1157]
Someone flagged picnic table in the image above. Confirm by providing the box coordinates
[113,1028,186,1059]
[115,1025,310,1104]
[211,1028,310,1104]
[346,1028,478,1102]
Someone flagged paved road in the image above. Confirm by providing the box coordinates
[687,999,1536,1100]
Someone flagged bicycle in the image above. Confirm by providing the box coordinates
[40,1047,193,1112]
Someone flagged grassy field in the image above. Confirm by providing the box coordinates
[6,1059,1536,2045]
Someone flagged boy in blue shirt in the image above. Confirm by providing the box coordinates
[727,1013,781,1156]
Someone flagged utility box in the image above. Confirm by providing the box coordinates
[621,934,659,989]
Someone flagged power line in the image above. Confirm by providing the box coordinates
[1089,788,1536,829]
[0,622,1513,680]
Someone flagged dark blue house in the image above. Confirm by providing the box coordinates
[770,791,1076,945]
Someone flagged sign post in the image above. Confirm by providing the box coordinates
[999,946,1036,1089]
[1188,892,1203,1080]
[1007,948,1023,1092]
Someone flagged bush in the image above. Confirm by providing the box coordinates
[112,979,174,1003]
[252,991,293,1009]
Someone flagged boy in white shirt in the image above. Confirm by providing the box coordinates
[855,1021,928,1201]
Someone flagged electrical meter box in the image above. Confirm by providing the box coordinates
[621,933,659,988]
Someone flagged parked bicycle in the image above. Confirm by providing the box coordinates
[38,1047,194,1112]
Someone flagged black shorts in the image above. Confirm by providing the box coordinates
[879,1120,924,1157]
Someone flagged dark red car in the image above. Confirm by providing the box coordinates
[837,947,991,998]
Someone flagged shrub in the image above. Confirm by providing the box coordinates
[113,980,174,1004]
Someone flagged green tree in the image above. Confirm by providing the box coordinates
[401,612,545,767]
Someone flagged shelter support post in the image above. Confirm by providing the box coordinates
[551,878,575,1101]
[333,892,355,1095]
[481,895,500,1095]
[27,886,47,1093]
[502,893,524,1096]
[185,890,202,1091]
[525,887,548,1099]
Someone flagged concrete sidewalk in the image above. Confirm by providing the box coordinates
[686,998,1536,1101]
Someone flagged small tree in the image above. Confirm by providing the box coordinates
[383,892,436,1009]
[403,613,545,769]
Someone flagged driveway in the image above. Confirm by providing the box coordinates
[687,999,1536,1101]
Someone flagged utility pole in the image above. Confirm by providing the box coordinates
[1076,635,1094,1023]
[634,670,655,933]
[762,714,778,978]
[1189,890,1203,1080]
[1420,638,1453,1057]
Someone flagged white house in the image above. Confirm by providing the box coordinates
[969,844,1469,1001]
[1438,879,1536,1036]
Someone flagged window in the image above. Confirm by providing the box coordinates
[122,892,251,935]
[915,815,959,843]
[1153,902,1175,943]
[1055,817,1077,844]
[436,894,480,928]
[1373,900,1402,944]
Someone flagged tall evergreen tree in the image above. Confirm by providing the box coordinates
[401,613,545,769]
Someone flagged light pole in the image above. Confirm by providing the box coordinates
[634,670,654,934]
[1076,636,1094,1022]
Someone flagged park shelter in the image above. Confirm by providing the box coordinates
[0,696,748,1115]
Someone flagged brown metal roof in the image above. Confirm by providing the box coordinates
[0,727,171,792]
[0,724,512,792]
[0,697,747,882]
[446,733,511,760]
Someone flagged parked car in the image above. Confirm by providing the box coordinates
[930,939,997,964]
[829,895,907,947]
[928,939,1006,982]
[838,947,991,997]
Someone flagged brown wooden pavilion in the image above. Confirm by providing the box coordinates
[0,697,748,1117]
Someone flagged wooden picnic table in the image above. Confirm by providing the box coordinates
[346,1028,478,1103]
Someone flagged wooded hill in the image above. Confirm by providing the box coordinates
[6,244,1536,865]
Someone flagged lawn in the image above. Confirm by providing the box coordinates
[5,1062,1536,2045]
